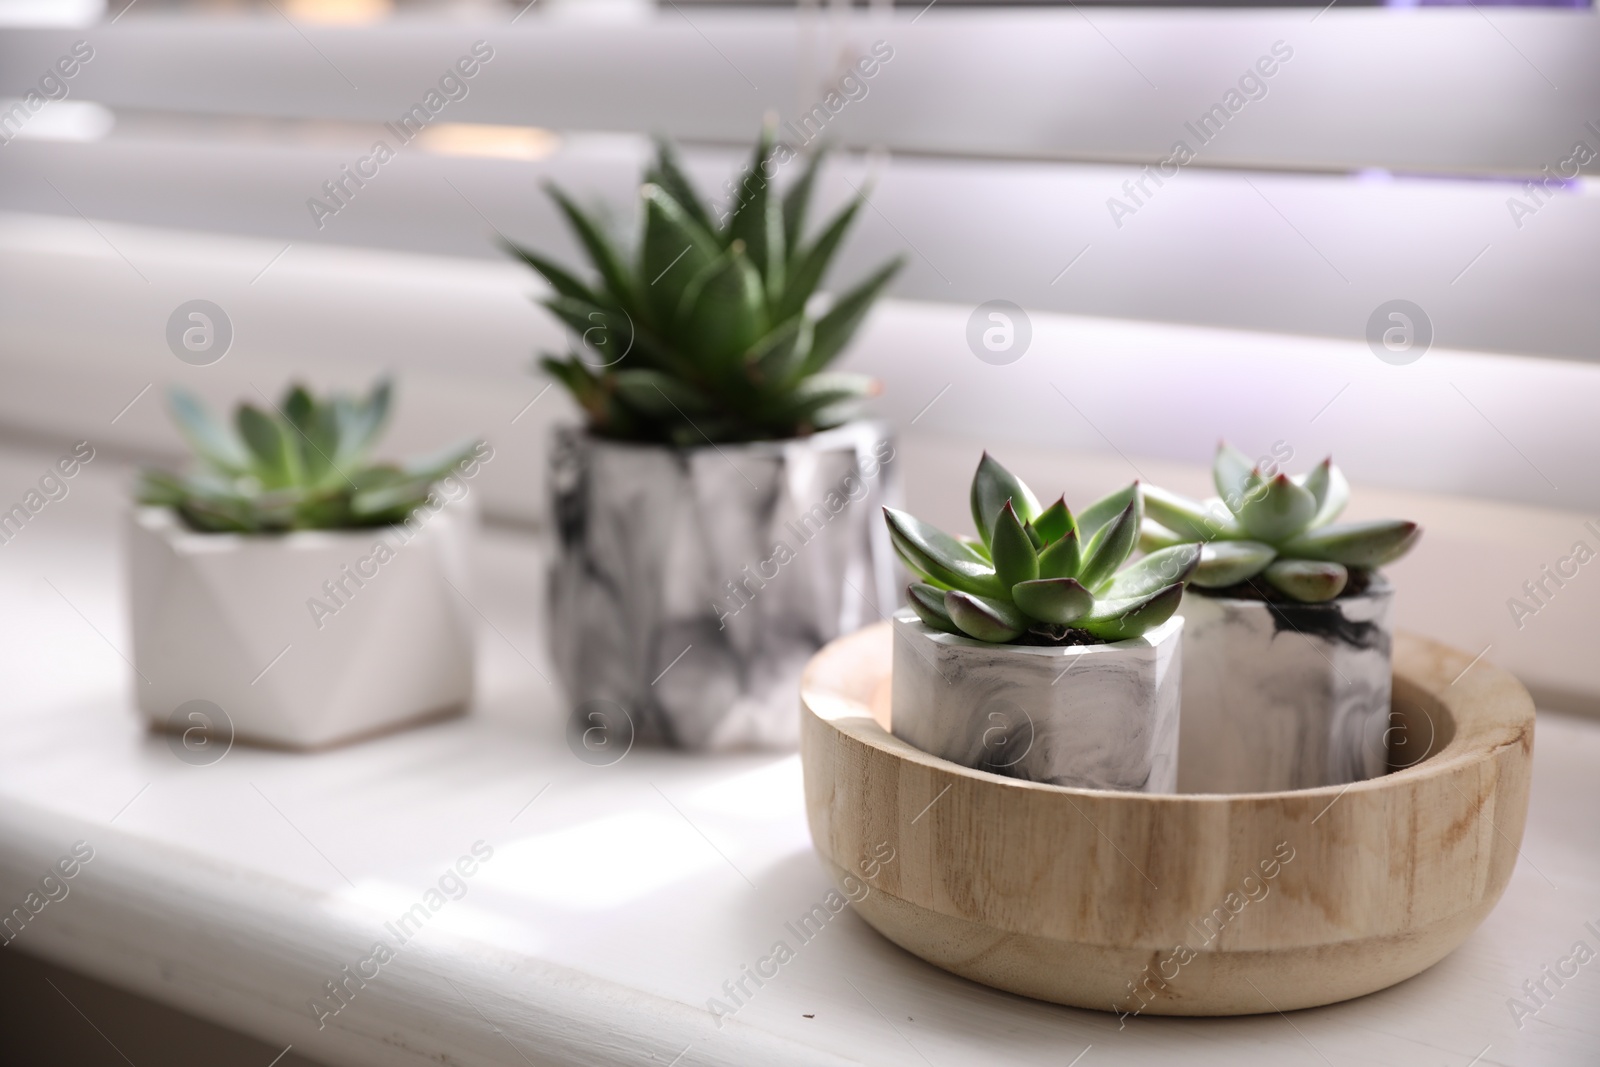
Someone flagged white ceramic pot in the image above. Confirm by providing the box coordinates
[126,504,475,750]
[889,610,1182,792]
[1176,578,1394,794]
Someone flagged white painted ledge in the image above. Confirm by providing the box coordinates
[0,449,1597,1066]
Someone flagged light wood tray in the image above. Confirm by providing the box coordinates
[800,622,1536,1016]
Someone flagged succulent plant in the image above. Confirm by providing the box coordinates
[138,379,479,533]
[507,124,903,445]
[883,454,1199,644]
[1140,443,1421,603]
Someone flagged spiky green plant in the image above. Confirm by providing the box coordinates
[1140,443,1422,603]
[506,125,903,445]
[138,380,479,533]
[883,454,1199,644]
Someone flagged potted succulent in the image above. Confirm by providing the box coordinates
[883,454,1199,792]
[1141,443,1422,793]
[509,126,903,750]
[130,380,486,750]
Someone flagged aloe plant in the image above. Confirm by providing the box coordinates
[507,125,903,445]
[884,454,1198,644]
[138,380,479,533]
[1140,443,1421,603]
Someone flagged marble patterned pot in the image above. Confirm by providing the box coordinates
[127,503,475,750]
[1177,577,1394,794]
[548,422,898,751]
[889,610,1183,792]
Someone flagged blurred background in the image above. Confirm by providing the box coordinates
[3,0,1597,674]
[1,0,1596,505]
[4,0,1598,701]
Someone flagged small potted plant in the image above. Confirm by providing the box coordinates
[509,126,903,750]
[130,380,486,750]
[1141,443,1422,793]
[883,454,1198,792]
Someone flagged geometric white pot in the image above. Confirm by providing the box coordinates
[889,610,1183,793]
[1176,577,1394,794]
[126,504,475,750]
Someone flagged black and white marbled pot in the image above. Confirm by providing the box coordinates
[890,610,1183,792]
[1176,577,1394,794]
[549,421,898,751]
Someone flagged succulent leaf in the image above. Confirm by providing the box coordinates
[611,369,718,422]
[675,244,769,366]
[781,372,876,426]
[1262,559,1348,602]
[989,501,1040,590]
[802,258,903,376]
[1213,441,1260,509]
[546,182,640,317]
[1234,474,1318,542]
[724,124,785,294]
[237,405,299,489]
[1031,496,1074,544]
[776,196,863,322]
[1308,459,1350,528]
[1010,577,1093,625]
[1139,520,1187,553]
[1280,519,1421,567]
[908,582,963,635]
[1077,583,1184,642]
[956,535,992,562]
[502,240,602,305]
[944,590,1028,643]
[542,295,639,370]
[168,389,250,474]
[644,138,715,234]
[331,378,392,470]
[1036,527,1081,580]
[1076,482,1140,541]
[1077,497,1142,592]
[642,183,724,327]
[1192,540,1277,587]
[745,315,811,386]
[1299,457,1331,513]
[1142,484,1238,542]
[884,507,1005,597]
[1104,544,1201,600]
[781,147,826,257]
[970,452,1043,548]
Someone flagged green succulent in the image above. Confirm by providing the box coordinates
[507,124,903,445]
[884,454,1199,644]
[1140,443,1422,603]
[138,379,479,533]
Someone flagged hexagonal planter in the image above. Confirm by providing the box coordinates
[889,609,1183,792]
[126,504,474,750]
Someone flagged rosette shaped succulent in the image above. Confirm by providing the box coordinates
[508,124,902,445]
[1141,442,1421,603]
[138,379,479,533]
[883,454,1200,644]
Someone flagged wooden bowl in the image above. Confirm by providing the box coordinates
[800,623,1535,1016]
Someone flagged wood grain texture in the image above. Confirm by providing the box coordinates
[800,622,1536,1016]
